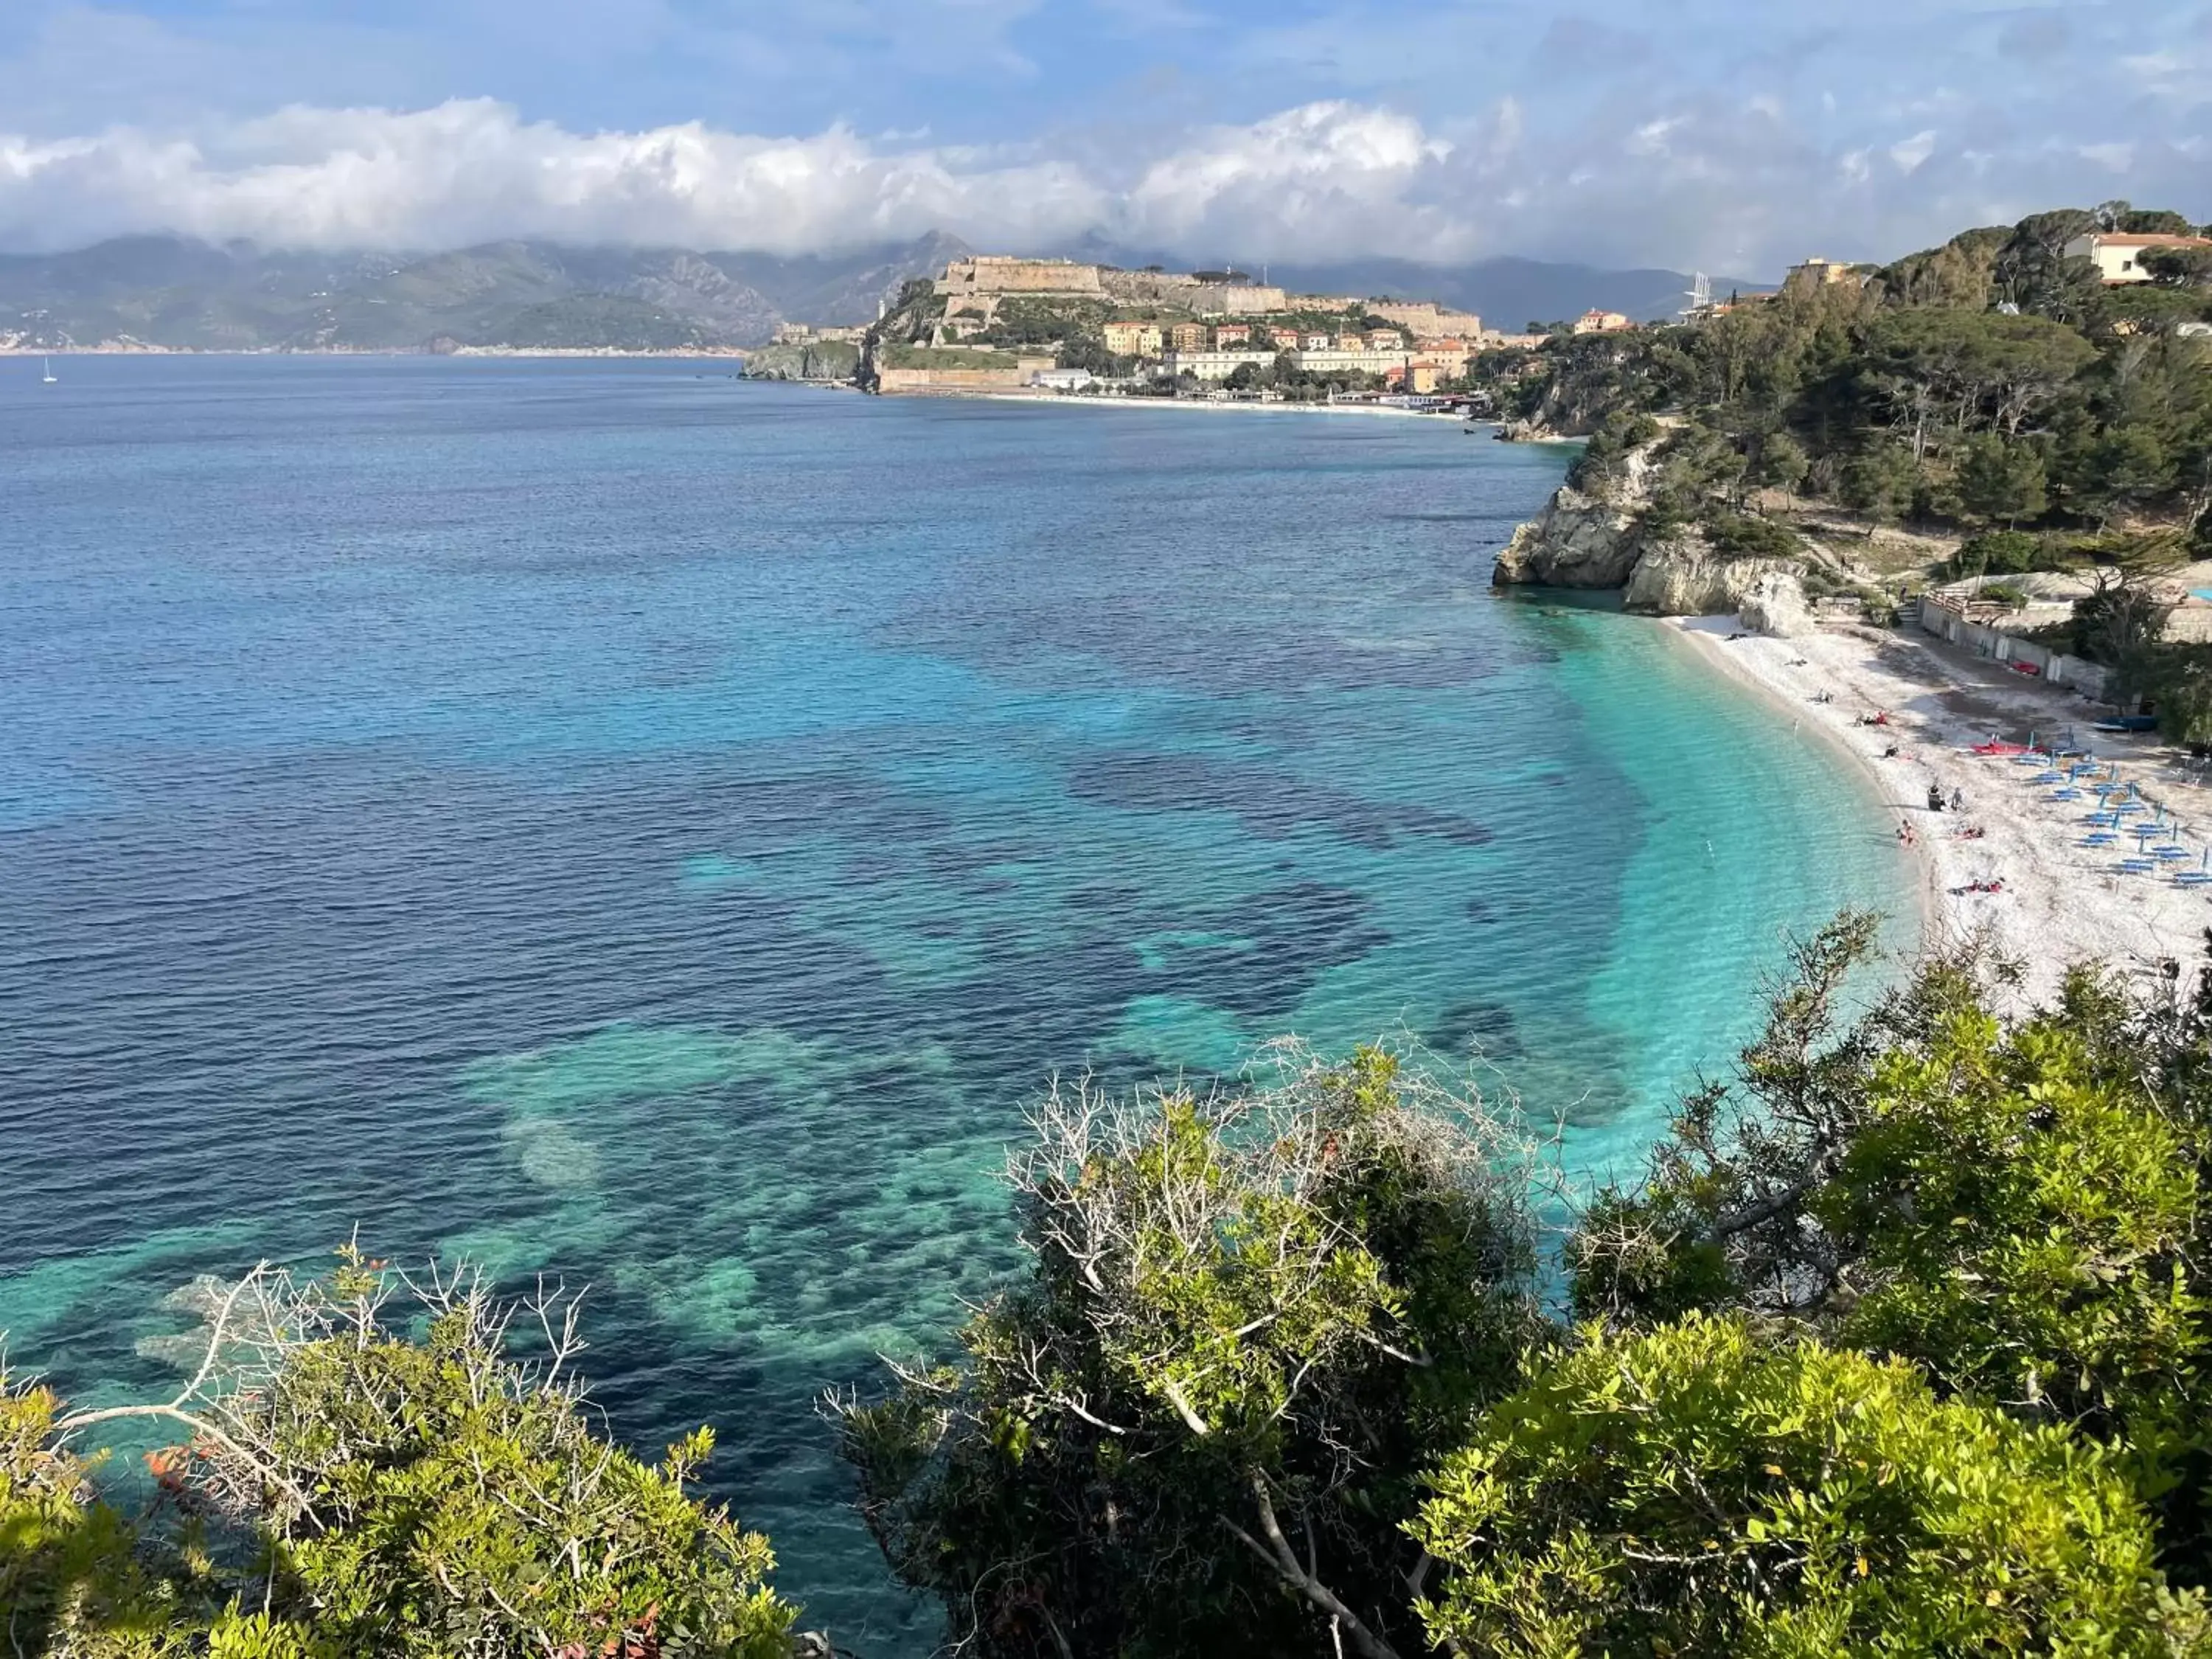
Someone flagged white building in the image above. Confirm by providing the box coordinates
[1030,368,1096,391]
[1286,347,1413,377]
[1159,349,1281,382]
[2065,232,2212,285]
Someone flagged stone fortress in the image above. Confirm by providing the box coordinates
[878,252,1516,395]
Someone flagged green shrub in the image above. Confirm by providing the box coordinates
[1953,528,2045,577]
[834,1047,1543,1659]
[1704,512,1801,560]
[1,1249,799,1658]
[879,344,1020,370]
[1413,1315,2193,1657]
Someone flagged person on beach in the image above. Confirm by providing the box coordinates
[1951,787,1966,813]
[1927,783,1946,812]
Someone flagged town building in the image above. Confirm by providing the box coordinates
[1572,310,1634,334]
[877,353,1060,394]
[1102,321,1164,357]
[2065,232,2212,285]
[772,322,870,345]
[1300,331,1333,350]
[936,257,1105,299]
[1211,322,1252,347]
[1286,347,1414,377]
[1166,321,1210,352]
[1030,368,1096,392]
[1160,349,1281,382]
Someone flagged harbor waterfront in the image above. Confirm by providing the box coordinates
[1,355,1904,1648]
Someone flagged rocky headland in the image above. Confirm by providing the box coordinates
[1492,443,1863,637]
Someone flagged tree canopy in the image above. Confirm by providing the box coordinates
[1,1247,796,1658]
[1509,202,2212,566]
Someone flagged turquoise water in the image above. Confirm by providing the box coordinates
[0,359,1902,1650]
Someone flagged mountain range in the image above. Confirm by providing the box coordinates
[0,233,1759,352]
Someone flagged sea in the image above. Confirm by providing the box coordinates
[0,356,1902,1652]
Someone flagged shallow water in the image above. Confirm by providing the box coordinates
[0,360,1902,1650]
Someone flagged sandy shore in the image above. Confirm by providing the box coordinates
[1670,614,2212,1005]
[973,392,1469,422]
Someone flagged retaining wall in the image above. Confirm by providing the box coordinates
[1916,595,2112,700]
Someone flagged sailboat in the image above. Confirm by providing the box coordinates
[41,356,56,384]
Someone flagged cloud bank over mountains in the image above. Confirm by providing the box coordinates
[0,0,2205,274]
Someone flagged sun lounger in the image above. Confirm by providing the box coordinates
[2118,858,2157,874]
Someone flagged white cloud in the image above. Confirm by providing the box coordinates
[1889,130,1938,172]
[0,88,2202,278]
[0,97,1481,264]
[0,101,1112,256]
[1122,102,1456,253]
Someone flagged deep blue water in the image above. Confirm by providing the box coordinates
[0,358,1901,1651]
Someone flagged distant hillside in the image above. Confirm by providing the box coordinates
[0,226,1753,350]
[0,234,971,352]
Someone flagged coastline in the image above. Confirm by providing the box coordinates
[4,347,751,360]
[1660,618,1941,942]
[1666,613,2212,1004]
[971,392,1470,421]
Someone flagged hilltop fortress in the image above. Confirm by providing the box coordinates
[935,256,1291,317]
[872,254,1514,397]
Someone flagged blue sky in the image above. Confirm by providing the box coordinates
[0,0,2205,271]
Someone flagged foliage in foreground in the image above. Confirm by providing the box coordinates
[26,909,2212,1655]
[832,1045,1545,1659]
[0,1248,796,1658]
[1414,1313,2188,1657]
[841,920,2212,1656]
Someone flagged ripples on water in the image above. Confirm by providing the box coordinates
[0,360,1902,1651]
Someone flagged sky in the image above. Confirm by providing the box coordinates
[0,0,2205,274]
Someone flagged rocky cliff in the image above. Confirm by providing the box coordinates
[1491,485,1644,588]
[1492,445,1820,633]
[1621,540,1804,621]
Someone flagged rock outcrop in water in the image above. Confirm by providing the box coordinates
[1491,484,1644,588]
[1493,441,1820,636]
